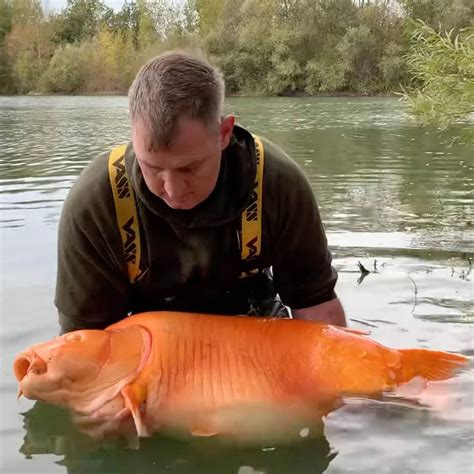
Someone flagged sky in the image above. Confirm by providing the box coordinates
[46,0,127,12]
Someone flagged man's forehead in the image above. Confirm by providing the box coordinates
[137,149,207,169]
[134,117,218,145]
[133,120,218,162]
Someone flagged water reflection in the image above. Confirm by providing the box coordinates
[2,96,473,473]
[20,403,336,474]
[1,96,473,246]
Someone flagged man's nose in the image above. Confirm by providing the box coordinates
[163,171,185,200]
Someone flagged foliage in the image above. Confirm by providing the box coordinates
[0,0,472,98]
[54,0,111,44]
[4,13,56,93]
[400,0,474,32]
[0,0,14,93]
[402,20,474,134]
[305,58,348,94]
[39,43,84,93]
[0,0,13,41]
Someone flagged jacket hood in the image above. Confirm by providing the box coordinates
[128,125,256,230]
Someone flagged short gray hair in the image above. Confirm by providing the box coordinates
[128,50,225,150]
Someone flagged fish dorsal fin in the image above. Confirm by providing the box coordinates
[77,325,152,414]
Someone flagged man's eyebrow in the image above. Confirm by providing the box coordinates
[178,159,205,169]
[138,157,205,170]
[139,159,162,169]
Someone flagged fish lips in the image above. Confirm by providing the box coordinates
[14,351,46,380]
[14,351,59,400]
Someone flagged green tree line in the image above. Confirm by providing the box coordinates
[0,0,472,96]
[402,19,473,137]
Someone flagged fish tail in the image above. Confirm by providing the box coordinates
[398,349,468,383]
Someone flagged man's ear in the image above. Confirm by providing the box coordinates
[219,115,235,150]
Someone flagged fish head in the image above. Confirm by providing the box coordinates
[14,325,151,412]
[14,330,113,404]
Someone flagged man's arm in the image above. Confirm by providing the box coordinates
[292,298,346,326]
[262,139,343,322]
[55,153,130,333]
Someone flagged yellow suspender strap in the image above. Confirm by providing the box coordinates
[107,137,262,283]
[108,145,141,283]
[240,134,265,277]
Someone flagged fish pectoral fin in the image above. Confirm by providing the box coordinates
[121,383,149,438]
[125,433,141,450]
[113,407,132,421]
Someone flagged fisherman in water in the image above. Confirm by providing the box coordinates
[55,50,346,334]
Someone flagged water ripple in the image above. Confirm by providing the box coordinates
[1,95,473,474]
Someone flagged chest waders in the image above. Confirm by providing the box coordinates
[107,137,288,317]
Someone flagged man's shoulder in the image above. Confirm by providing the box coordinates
[62,144,131,223]
[259,135,311,189]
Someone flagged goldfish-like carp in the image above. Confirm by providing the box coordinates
[14,312,467,442]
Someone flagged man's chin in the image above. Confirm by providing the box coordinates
[165,198,199,211]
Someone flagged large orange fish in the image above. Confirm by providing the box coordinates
[14,311,467,442]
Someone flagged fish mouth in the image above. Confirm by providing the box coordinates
[13,352,47,382]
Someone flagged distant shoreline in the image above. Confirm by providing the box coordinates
[1,91,400,98]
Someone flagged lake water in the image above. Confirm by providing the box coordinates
[1,96,473,473]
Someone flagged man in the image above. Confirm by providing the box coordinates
[55,51,346,334]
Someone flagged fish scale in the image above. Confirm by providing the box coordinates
[13,311,468,442]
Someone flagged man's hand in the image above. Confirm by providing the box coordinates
[292,298,346,326]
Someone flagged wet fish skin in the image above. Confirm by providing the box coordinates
[13,311,468,441]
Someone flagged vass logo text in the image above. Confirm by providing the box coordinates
[122,217,137,264]
[112,155,131,199]
[245,144,261,221]
[245,236,258,260]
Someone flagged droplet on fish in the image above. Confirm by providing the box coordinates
[299,427,310,438]
[385,351,401,369]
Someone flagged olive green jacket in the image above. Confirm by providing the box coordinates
[55,125,337,332]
